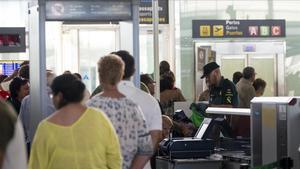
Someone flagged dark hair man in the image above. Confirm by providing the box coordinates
[232,71,243,85]
[236,66,256,108]
[233,66,256,138]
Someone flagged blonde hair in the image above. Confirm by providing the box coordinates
[162,115,173,127]
[98,54,125,86]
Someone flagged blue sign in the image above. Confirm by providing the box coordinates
[243,44,256,52]
[83,75,89,80]
[0,63,20,75]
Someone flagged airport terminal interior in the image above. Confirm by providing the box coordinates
[1,0,300,169]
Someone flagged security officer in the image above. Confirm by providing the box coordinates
[201,62,238,139]
[201,62,238,108]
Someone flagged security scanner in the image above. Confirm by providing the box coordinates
[157,118,224,169]
[205,107,252,146]
[159,117,239,158]
[251,97,300,169]
[157,115,248,169]
[206,107,252,168]
[159,118,214,159]
[205,107,251,140]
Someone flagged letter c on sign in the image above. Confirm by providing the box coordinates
[272,26,281,36]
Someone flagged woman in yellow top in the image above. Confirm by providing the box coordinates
[29,74,122,169]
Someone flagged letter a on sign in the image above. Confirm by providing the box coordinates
[248,26,258,36]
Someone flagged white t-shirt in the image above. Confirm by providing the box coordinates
[2,120,27,169]
[118,80,162,131]
[118,80,162,169]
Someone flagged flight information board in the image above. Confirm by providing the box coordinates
[0,28,26,53]
[0,61,22,75]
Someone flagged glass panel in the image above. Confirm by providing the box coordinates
[79,29,117,93]
[139,30,154,74]
[249,57,275,96]
[220,57,245,81]
[46,22,60,72]
[62,29,78,73]
[139,28,169,75]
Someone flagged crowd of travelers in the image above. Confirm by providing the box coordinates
[0,51,266,169]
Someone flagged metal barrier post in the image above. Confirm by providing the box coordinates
[153,0,160,100]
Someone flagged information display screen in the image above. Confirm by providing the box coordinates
[46,1,132,21]
[0,61,23,75]
[0,34,21,47]
[0,28,26,53]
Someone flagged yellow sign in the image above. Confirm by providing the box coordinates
[213,25,224,36]
[262,107,276,129]
[200,25,211,37]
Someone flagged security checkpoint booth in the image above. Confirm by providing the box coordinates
[251,97,300,169]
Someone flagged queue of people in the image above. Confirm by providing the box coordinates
[0,53,268,169]
[0,51,165,169]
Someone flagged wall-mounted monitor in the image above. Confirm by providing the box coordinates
[0,60,25,76]
[0,27,26,53]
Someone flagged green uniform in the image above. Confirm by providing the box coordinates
[209,77,239,107]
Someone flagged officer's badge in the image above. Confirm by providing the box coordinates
[226,97,232,103]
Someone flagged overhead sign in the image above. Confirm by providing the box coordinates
[192,20,286,38]
[139,0,169,24]
[46,1,132,21]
